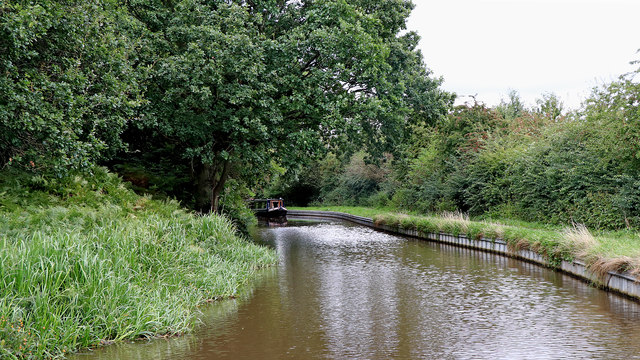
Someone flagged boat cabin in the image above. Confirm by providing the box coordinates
[248,198,287,219]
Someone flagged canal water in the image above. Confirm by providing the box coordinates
[72,220,640,359]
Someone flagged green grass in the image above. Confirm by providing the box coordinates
[291,206,403,219]
[295,206,640,279]
[0,169,276,359]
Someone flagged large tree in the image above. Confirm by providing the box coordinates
[0,0,141,177]
[127,0,451,211]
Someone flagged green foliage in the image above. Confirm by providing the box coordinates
[391,103,504,214]
[263,157,329,206]
[0,168,275,359]
[414,217,439,234]
[495,90,527,121]
[384,73,640,230]
[270,150,397,207]
[109,128,196,206]
[1,0,452,216]
[535,92,565,121]
[311,66,640,231]
[364,190,392,208]
[322,152,389,205]
[0,0,142,176]
[219,179,257,236]
[123,0,451,211]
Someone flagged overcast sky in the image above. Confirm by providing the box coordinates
[406,0,640,109]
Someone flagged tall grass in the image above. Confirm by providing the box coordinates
[561,223,597,259]
[0,169,276,359]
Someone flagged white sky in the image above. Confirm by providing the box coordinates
[407,0,640,109]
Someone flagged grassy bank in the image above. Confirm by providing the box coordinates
[0,169,276,359]
[293,206,640,279]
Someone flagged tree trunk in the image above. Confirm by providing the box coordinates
[210,158,230,213]
[195,164,213,213]
[194,158,230,213]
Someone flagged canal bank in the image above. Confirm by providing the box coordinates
[288,210,640,301]
[70,219,640,359]
[0,170,277,359]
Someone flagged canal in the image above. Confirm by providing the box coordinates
[72,219,640,359]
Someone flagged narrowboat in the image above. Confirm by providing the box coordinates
[248,198,288,219]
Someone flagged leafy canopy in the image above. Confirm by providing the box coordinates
[127,0,451,209]
[0,0,142,177]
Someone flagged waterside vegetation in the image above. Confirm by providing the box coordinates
[278,78,640,232]
[2,0,640,357]
[294,206,640,281]
[278,73,640,281]
[1,1,444,358]
[0,169,276,359]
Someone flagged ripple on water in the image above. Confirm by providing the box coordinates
[71,221,640,360]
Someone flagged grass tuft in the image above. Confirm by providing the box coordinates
[0,169,276,359]
[562,223,597,259]
[589,256,640,280]
[299,205,640,281]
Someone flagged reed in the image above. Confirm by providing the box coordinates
[0,170,276,359]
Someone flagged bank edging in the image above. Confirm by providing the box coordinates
[287,210,640,301]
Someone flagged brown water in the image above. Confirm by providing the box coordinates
[72,220,640,359]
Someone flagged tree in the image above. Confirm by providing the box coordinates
[581,61,640,174]
[0,0,141,177]
[535,92,564,121]
[127,0,451,212]
[496,89,526,121]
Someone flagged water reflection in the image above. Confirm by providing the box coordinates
[71,220,640,360]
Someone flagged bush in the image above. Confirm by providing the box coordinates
[219,179,257,236]
[364,191,392,208]
[317,152,392,206]
[298,78,640,231]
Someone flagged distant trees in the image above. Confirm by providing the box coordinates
[301,70,640,230]
[535,92,564,121]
